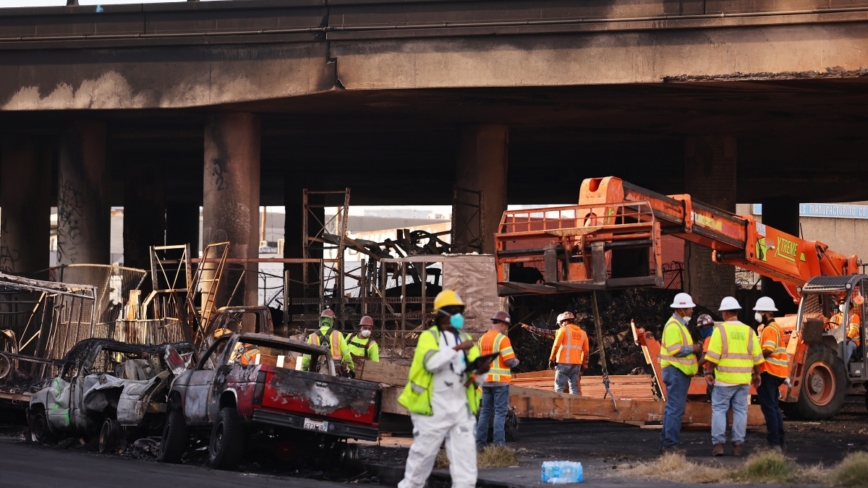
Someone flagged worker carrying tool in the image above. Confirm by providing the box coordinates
[475,311,520,449]
[658,292,701,454]
[549,311,589,395]
[705,296,764,457]
[397,290,492,488]
[754,297,788,451]
[346,315,380,362]
[303,309,354,374]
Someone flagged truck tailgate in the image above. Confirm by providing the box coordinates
[261,367,380,425]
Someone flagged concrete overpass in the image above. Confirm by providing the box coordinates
[0,0,866,310]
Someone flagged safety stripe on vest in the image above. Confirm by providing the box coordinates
[658,319,697,366]
[557,326,586,364]
[423,349,437,367]
[410,381,425,394]
[765,357,789,367]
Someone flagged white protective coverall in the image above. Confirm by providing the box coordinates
[398,329,484,488]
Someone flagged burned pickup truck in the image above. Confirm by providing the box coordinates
[28,339,196,453]
[159,333,382,470]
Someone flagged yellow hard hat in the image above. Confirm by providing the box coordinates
[213,327,232,339]
[434,289,464,312]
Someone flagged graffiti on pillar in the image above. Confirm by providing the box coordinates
[0,220,20,273]
[211,157,230,191]
[57,177,86,264]
[203,227,229,246]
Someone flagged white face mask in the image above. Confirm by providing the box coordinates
[359,329,371,338]
[682,316,692,323]
[754,312,763,324]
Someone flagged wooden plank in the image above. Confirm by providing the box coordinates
[510,395,765,426]
[381,385,410,416]
[354,358,410,385]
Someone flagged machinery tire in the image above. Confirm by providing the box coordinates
[158,408,187,464]
[98,417,122,454]
[208,407,244,470]
[30,407,53,444]
[793,344,847,420]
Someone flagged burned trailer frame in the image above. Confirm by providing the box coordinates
[0,272,97,403]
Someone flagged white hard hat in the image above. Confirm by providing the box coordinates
[719,296,742,311]
[556,311,575,323]
[670,292,696,309]
[753,296,778,312]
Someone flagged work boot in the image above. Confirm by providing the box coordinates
[732,443,744,457]
[712,443,725,456]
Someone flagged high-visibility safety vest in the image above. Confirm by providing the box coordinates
[398,326,482,416]
[659,316,698,376]
[760,321,789,378]
[238,344,260,366]
[550,324,588,365]
[705,321,764,385]
[346,334,380,362]
[307,326,344,360]
[478,330,517,383]
[846,312,862,346]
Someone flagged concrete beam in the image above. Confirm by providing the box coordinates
[202,113,260,311]
[683,136,737,313]
[453,125,508,254]
[0,136,51,276]
[57,121,109,265]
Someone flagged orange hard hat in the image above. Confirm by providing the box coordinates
[360,315,374,327]
[491,311,511,324]
[321,309,336,318]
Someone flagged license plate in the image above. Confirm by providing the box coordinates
[303,418,328,432]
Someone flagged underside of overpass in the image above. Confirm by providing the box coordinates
[0,0,867,312]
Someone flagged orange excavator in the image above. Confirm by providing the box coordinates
[495,176,867,419]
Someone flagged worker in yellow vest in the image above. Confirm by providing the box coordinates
[347,315,380,362]
[397,290,492,488]
[658,292,701,454]
[303,309,354,374]
[549,311,589,395]
[704,296,764,457]
[475,311,520,449]
[753,297,788,451]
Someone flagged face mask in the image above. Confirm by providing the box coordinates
[450,313,465,329]
[754,312,763,324]
[699,328,714,339]
[360,329,371,338]
[682,316,692,323]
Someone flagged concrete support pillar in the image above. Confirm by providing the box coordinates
[759,198,800,314]
[123,165,165,270]
[0,136,52,277]
[684,136,737,313]
[57,122,109,265]
[166,201,200,254]
[453,125,508,254]
[203,113,260,311]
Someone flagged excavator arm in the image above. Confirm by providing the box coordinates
[495,176,859,302]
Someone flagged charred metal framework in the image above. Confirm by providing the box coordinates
[451,187,484,254]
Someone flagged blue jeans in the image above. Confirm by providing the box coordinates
[475,385,510,448]
[659,366,691,448]
[756,373,785,447]
[554,364,581,395]
[712,383,750,445]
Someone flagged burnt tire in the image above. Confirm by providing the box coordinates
[793,344,847,420]
[158,408,187,464]
[30,407,53,444]
[98,417,122,454]
[208,407,244,470]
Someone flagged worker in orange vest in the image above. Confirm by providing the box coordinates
[549,311,589,395]
[843,293,864,365]
[475,311,520,449]
[754,297,788,451]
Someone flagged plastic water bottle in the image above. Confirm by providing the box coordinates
[541,461,583,484]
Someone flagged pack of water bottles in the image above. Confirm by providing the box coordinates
[540,461,584,484]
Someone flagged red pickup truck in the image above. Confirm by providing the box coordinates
[159,332,381,470]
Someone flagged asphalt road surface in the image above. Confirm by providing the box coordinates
[0,437,351,488]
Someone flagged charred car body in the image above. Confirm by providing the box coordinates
[28,339,196,452]
[160,333,382,470]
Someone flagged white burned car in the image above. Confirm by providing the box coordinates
[28,339,195,452]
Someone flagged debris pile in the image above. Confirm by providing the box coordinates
[511,288,681,375]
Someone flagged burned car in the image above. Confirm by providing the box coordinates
[28,339,196,452]
[159,333,382,470]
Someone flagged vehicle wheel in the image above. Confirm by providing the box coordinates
[98,417,122,454]
[793,344,847,420]
[208,407,244,470]
[158,408,187,464]
[30,407,53,444]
